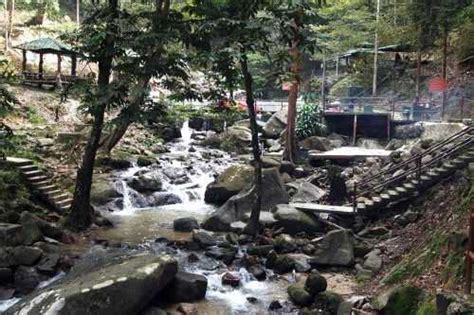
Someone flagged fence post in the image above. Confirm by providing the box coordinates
[416,154,422,180]
[465,205,474,294]
[353,181,357,213]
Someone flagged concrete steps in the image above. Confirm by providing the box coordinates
[356,129,473,215]
[6,157,72,213]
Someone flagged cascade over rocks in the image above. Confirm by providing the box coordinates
[202,168,289,231]
[127,173,163,193]
[91,178,121,205]
[5,255,178,315]
[204,164,254,205]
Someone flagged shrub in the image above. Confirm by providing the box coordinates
[296,102,327,140]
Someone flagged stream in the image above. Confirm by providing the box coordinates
[2,121,356,314]
[94,121,295,314]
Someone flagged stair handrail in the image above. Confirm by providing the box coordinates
[357,136,473,198]
[358,126,474,190]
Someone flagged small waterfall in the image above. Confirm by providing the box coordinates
[120,180,134,213]
[180,120,193,149]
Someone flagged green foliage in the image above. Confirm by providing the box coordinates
[384,182,474,286]
[25,107,46,124]
[415,300,437,315]
[383,286,425,315]
[296,102,326,139]
[0,168,30,212]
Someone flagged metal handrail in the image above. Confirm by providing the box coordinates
[357,136,473,198]
[358,126,474,190]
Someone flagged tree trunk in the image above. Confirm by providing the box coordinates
[372,0,380,96]
[65,0,118,231]
[100,76,150,153]
[7,0,14,46]
[4,0,8,51]
[441,21,448,121]
[240,54,262,236]
[76,0,80,26]
[284,12,302,163]
[415,48,421,105]
[321,55,326,109]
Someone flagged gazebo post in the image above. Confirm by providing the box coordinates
[38,53,44,87]
[71,54,77,77]
[22,49,27,73]
[57,53,62,74]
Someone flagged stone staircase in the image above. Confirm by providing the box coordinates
[355,126,474,215]
[6,157,72,213]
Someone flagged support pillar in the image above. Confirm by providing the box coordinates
[38,53,44,78]
[57,54,62,74]
[22,49,26,72]
[71,55,77,76]
[352,114,358,146]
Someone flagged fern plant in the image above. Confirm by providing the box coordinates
[296,102,327,140]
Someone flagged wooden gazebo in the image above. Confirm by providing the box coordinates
[15,37,79,87]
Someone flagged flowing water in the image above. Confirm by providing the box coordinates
[2,121,356,314]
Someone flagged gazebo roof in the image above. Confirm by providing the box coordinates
[15,37,77,56]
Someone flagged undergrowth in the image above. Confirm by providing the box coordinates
[383,179,474,286]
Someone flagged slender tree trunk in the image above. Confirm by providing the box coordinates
[372,0,380,96]
[284,12,302,163]
[415,47,421,105]
[7,0,13,45]
[99,0,169,153]
[76,0,80,26]
[4,0,8,51]
[240,54,262,236]
[100,77,150,153]
[65,0,118,231]
[441,21,448,121]
[321,55,326,109]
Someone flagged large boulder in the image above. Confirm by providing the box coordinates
[309,230,354,267]
[272,204,322,235]
[204,165,254,205]
[202,168,289,231]
[287,180,326,203]
[227,126,252,144]
[128,173,163,193]
[173,217,199,232]
[6,255,178,315]
[161,271,207,303]
[299,136,333,151]
[91,178,121,205]
[0,223,23,246]
[287,283,312,306]
[304,270,327,296]
[147,192,181,207]
[262,108,287,139]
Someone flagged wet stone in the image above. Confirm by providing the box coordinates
[222,272,240,287]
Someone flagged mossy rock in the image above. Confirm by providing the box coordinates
[377,285,425,315]
[287,283,313,307]
[313,291,343,314]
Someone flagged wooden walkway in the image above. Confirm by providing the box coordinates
[290,202,355,215]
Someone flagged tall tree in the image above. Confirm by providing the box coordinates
[189,0,277,235]
[65,0,120,230]
[99,0,193,153]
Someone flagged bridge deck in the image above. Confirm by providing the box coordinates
[290,202,355,215]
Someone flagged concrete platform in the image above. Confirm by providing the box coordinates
[309,147,392,160]
[291,202,355,215]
